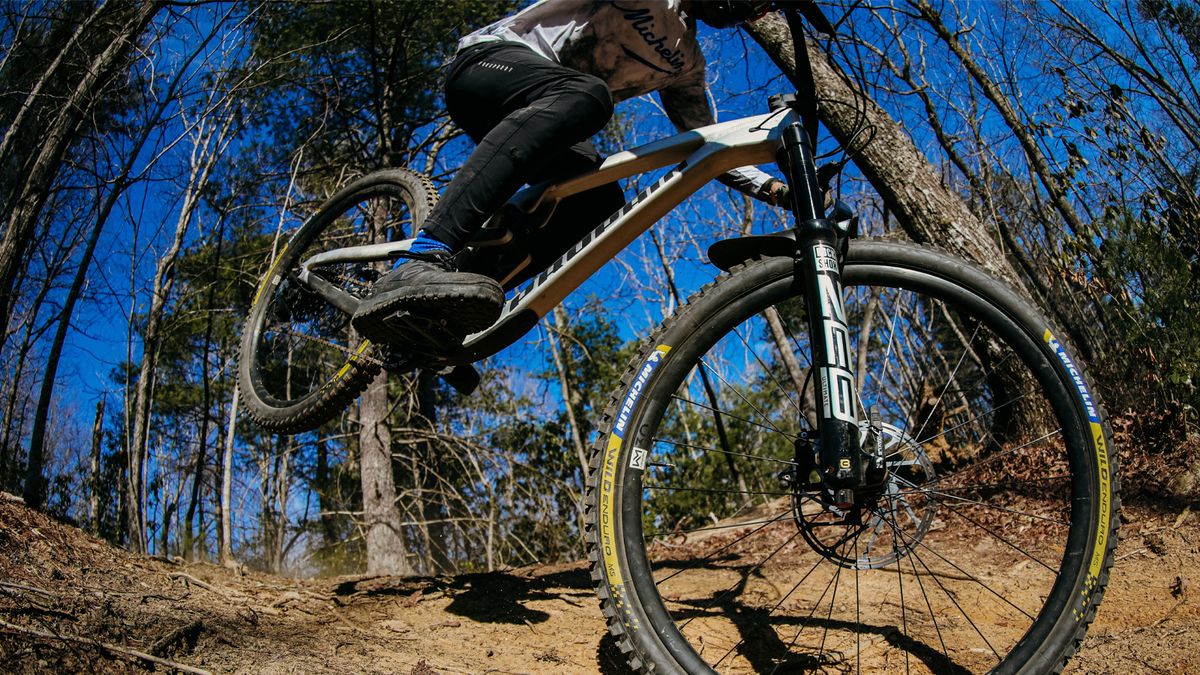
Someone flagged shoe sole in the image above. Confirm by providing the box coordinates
[351,282,503,349]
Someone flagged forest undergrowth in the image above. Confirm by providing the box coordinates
[0,491,1196,674]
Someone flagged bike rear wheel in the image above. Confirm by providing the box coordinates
[588,240,1118,674]
[239,168,437,434]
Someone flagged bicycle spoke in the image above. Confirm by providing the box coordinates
[876,506,1036,622]
[644,483,793,499]
[654,509,793,586]
[916,429,1064,490]
[854,531,861,674]
[698,357,789,436]
[908,535,950,667]
[771,529,856,673]
[929,475,1072,495]
[710,533,830,670]
[910,323,981,442]
[652,436,795,467]
[818,531,848,667]
[931,499,1061,573]
[732,323,804,417]
[670,394,789,438]
[884,389,1037,461]
[885,492,912,674]
[894,475,1069,526]
[643,513,793,542]
[906,539,1002,665]
[677,528,805,637]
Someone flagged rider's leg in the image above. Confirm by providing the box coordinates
[504,147,624,287]
[420,43,615,251]
[353,43,615,346]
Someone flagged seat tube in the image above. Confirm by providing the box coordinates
[777,122,862,495]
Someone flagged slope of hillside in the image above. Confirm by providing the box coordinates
[0,493,1195,674]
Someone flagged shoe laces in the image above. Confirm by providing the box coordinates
[394,249,456,270]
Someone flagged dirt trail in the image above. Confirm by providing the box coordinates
[0,494,1195,674]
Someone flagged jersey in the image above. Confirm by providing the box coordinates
[458,0,774,196]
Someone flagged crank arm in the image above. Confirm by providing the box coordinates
[293,269,360,316]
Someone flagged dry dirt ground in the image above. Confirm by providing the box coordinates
[0,493,1196,674]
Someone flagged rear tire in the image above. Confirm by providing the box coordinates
[588,240,1119,674]
[238,168,437,434]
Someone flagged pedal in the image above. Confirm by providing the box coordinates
[372,311,463,357]
[440,364,481,395]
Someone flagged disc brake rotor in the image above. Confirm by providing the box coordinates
[792,421,937,569]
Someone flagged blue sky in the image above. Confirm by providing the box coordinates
[52,7,812,423]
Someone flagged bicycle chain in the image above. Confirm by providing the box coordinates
[272,325,388,368]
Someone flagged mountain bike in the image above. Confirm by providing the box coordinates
[238,4,1118,673]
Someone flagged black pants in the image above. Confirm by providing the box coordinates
[423,42,626,267]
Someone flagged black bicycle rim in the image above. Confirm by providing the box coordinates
[595,245,1115,674]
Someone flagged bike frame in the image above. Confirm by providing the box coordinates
[296,84,862,493]
[299,108,794,362]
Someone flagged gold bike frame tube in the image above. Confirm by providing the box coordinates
[455,108,796,362]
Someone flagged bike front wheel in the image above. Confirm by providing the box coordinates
[238,168,437,434]
[588,239,1118,674]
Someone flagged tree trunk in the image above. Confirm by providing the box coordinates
[88,396,106,536]
[746,13,1040,444]
[0,2,107,171]
[0,332,35,491]
[125,207,188,553]
[416,374,453,575]
[745,14,1027,292]
[2,237,71,492]
[315,436,339,548]
[26,174,132,508]
[126,112,234,552]
[0,1,162,346]
[355,190,412,576]
[905,0,1099,361]
[358,370,411,576]
[763,306,818,429]
[549,306,590,478]
[271,438,291,574]
[219,383,238,566]
[183,221,225,560]
[649,230,749,496]
[24,210,106,506]
[909,1,1093,250]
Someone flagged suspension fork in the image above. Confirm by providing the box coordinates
[776,117,862,502]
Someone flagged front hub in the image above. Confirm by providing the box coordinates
[786,419,938,569]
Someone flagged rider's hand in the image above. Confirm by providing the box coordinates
[759,178,790,207]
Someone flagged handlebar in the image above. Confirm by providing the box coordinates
[758,1,832,143]
[769,0,835,36]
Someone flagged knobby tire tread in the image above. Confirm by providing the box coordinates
[586,240,1120,674]
[239,169,439,435]
[850,240,1123,673]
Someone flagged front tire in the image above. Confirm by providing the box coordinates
[588,240,1119,674]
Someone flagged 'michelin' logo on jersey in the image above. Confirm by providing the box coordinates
[613,4,686,72]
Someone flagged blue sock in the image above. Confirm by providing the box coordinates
[395,230,451,268]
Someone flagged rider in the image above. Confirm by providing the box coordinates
[352,0,787,347]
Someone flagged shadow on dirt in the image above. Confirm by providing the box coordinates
[443,572,567,624]
[598,631,638,673]
[368,567,597,625]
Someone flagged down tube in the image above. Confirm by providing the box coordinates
[456,115,788,363]
[455,163,706,362]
